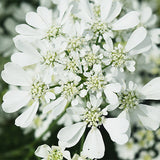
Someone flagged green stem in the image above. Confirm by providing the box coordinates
[1,102,71,158]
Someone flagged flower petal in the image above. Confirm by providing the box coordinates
[140,77,160,100]
[35,144,50,158]
[104,83,121,105]
[125,27,147,52]
[129,36,152,55]
[106,1,122,23]
[26,11,47,29]
[1,62,32,86]
[112,11,139,30]
[15,101,39,128]
[57,122,86,148]
[82,128,105,159]
[100,0,113,21]
[136,104,160,130]
[103,118,129,144]
[2,90,31,113]
[37,7,52,26]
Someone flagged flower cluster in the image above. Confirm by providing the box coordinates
[1,0,160,159]
[116,124,160,160]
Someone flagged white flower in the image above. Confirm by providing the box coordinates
[77,0,139,38]
[11,37,66,68]
[15,6,71,41]
[1,62,55,128]
[35,144,71,160]
[57,95,129,159]
[103,27,152,72]
[109,78,160,133]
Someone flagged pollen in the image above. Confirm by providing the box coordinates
[62,82,79,99]
[45,25,62,41]
[82,107,103,127]
[43,51,56,66]
[31,81,47,99]
[85,73,104,92]
[119,90,139,110]
[47,148,63,160]
[110,44,127,68]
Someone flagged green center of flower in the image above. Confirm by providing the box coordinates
[45,25,62,41]
[85,74,104,91]
[67,36,84,52]
[119,90,139,110]
[43,51,56,66]
[66,59,78,72]
[85,53,98,66]
[62,82,78,99]
[93,5,101,18]
[47,148,63,160]
[111,45,127,68]
[83,107,103,127]
[31,81,47,99]
[91,20,108,35]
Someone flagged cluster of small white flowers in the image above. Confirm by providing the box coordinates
[1,0,160,159]
[116,124,160,160]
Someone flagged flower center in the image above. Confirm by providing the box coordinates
[82,107,103,127]
[67,36,84,52]
[62,82,78,99]
[43,51,56,66]
[47,148,63,160]
[85,52,98,66]
[119,90,139,110]
[85,73,104,91]
[31,81,47,99]
[93,5,101,18]
[91,20,108,35]
[110,45,127,68]
[66,59,78,72]
[45,25,62,41]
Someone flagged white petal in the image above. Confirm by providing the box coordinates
[118,110,131,138]
[57,122,86,148]
[2,90,31,113]
[125,27,147,52]
[129,36,152,55]
[112,11,139,30]
[15,101,39,128]
[16,24,39,36]
[82,128,105,159]
[103,118,129,144]
[26,11,47,29]
[137,105,160,130]
[63,150,71,160]
[1,62,32,86]
[50,98,67,119]
[140,77,160,100]
[45,92,56,103]
[106,1,122,23]
[141,7,152,24]
[78,0,93,22]
[103,34,113,52]
[43,97,66,113]
[125,60,135,72]
[37,7,52,26]
[14,38,41,57]
[100,0,113,21]
[11,52,40,67]
[104,83,121,105]
[35,144,50,158]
